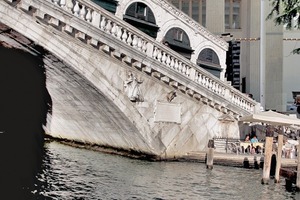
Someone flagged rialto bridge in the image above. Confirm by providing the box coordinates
[0,0,259,159]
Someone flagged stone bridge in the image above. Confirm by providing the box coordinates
[0,0,259,159]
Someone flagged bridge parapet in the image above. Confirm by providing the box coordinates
[7,0,258,116]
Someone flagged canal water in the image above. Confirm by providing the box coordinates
[31,141,300,200]
[0,37,299,199]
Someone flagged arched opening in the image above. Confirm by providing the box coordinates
[91,0,118,14]
[163,27,193,60]
[123,2,159,38]
[197,48,222,78]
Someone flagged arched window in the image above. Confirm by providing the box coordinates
[163,27,193,59]
[91,0,118,14]
[197,48,221,78]
[123,2,159,38]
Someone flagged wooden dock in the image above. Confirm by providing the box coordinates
[180,151,298,169]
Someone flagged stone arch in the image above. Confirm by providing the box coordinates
[197,48,222,78]
[123,1,159,38]
[162,27,193,60]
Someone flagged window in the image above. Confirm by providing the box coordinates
[124,2,159,38]
[164,27,193,59]
[136,3,147,19]
[175,29,183,41]
[198,48,220,65]
[225,0,241,29]
[168,0,206,27]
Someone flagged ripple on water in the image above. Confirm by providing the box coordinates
[34,142,299,200]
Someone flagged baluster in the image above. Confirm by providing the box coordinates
[166,55,171,66]
[116,26,122,39]
[208,80,211,88]
[178,61,182,72]
[66,0,73,12]
[201,75,206,85]
[80,5,86,19]
[212,82,216,92]
[198,73,202,84]
[161,52,167,64]
[182,64,186,74]
[60,0,66,8]
[232,94,235,103]
[53,0,59,5]
[194,71,199,82]
[222,87,226,96]
[186,67,190,76]
[157,50,162,62]
[111,22,117,36]
[122,30,128,42]
[204,77,208,87]
[174,59,179,71]
[106,20,112,33]
[132,35,138,48]
[100,16,106,30]
[127,33,133,45]
[170,57,175,68]
[142,41,147,53]
[137,38,143,51]
[215,83,219,93]
[152,47,158,58]
[73,1,80,17]
[86,8,92,22]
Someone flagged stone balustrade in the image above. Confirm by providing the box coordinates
[9,0,258,115]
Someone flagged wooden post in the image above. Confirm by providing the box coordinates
[206,139,214,170]
[274,127,284,183]
[297,137,300,190]
[261,125,274,184]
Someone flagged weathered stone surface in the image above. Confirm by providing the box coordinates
[0,0,256,159]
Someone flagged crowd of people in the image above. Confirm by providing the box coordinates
[243,133,262,154]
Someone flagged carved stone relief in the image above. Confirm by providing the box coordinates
[124,72,144,102]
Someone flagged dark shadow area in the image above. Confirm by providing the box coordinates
[243,157,249,168]
[270,154,277,178]
[0,45,52,199]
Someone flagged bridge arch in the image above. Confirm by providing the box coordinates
[123,1,159,38]
[162,27,193,60]
[197,48,222,78]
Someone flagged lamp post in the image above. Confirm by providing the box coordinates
[260,0,266,110]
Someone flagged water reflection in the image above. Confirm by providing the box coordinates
[34,141,299,200]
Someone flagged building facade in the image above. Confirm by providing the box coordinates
[168,0,300,112]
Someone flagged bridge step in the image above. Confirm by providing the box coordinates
[213,138,240,153]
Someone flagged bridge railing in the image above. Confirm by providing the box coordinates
[17,0,258,113]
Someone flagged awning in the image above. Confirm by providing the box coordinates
[239,110,300,126]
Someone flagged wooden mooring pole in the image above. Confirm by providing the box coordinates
[297,137,300,190]
[274,127,284,183]
[206,139,214,170]
[262,125,274,184]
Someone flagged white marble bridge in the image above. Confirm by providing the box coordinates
[0,0,259,159]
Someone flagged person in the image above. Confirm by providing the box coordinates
[295,95,300,119]
[250,135,258,143]
[244,135,250,143]
[250,144,256,154]
[248,93,254,100]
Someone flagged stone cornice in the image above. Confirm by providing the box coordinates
[154,0,228,50]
